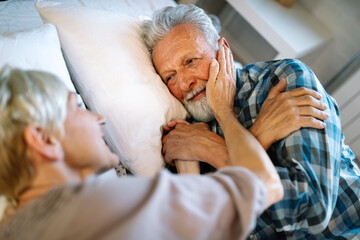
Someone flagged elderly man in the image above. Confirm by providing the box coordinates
[141,4,360,239]
[0,66,283,239]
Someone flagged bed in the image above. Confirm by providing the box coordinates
[0,0,189,178]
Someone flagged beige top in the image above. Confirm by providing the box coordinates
[0,168,267,240]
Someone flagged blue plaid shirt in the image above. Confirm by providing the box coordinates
[213,59,360,239]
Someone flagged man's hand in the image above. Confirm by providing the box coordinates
[163,119,190,132]
[249,78,329,150]
[162,121,230,169]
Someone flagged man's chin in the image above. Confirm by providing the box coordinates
[184,96,215,122]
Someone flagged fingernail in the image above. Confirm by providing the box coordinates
[211,59,216,66]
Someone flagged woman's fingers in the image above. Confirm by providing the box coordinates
[218,43,226,77]
[225,47,231,77]
[208,59,219,85]
[230,48,236,80]
[207,38,236,116]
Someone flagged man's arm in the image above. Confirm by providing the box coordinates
[248,78,328,150]
[238,59,348,234]
[162,78,328,169]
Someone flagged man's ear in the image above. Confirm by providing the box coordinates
[24,126,63,162]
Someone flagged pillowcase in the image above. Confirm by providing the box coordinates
[0,23,77,93]
[36,1,188,176]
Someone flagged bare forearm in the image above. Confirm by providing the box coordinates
[206,48,283,207]
[215,108,284,208]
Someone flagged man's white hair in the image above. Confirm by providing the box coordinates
[141,4,220,58]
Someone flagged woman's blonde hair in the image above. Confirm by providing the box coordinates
[0,66,68,205]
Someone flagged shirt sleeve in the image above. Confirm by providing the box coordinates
[235,59,355,234]
[48,167,267,240]
[122,168,268,240]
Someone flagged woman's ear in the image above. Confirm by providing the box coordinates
[24,126,63,162]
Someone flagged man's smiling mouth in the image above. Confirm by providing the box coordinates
[185,85,206,102]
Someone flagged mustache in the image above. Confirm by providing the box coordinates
[184,85,206,102]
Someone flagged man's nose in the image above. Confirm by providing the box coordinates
[178,71,196,92]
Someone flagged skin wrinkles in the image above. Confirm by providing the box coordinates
[153,23,216,105]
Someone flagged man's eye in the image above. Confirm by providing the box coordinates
[187,59,194,64]
[165,75,176,86]
[165,76,172,83]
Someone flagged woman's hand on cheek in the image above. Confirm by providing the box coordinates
[206,43,236,118]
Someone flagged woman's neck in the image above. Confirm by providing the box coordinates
[17,162,82,209]
[17,184,54,209]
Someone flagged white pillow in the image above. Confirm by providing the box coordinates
[36,1,188,176]
[0,23,76,93]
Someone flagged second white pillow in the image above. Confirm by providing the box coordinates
[36,1,188,176]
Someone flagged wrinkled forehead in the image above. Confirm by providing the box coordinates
[152,23,212,70]
[154,23,206,50]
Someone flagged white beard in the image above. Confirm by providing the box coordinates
[184,86,215,122]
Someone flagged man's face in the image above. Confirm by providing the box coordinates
[60,93,119,176]
[152,23,217,122]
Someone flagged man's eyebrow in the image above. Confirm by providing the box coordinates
[159,56,189,77]
[158,50,196,77]
[159,70,173,77]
